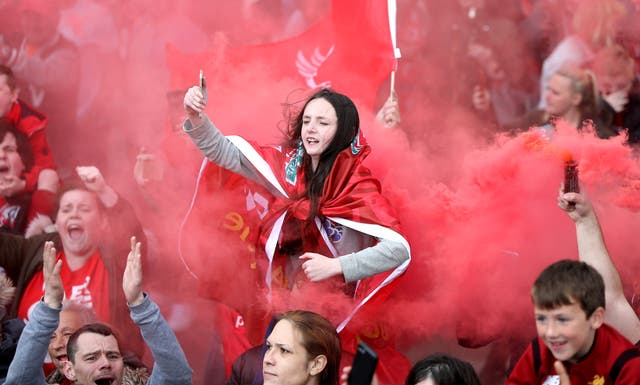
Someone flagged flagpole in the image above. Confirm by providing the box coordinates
[390,71,396,99]
[388,0,400,100]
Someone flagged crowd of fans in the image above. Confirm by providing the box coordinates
[0,0,639,384]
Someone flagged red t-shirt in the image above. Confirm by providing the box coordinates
[18,250,110,322]
[507,323,640,385]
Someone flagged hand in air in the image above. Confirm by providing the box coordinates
[76,166,107,193]
[376,94,401,129]
[183,86,207,119]
[43,241,64,309]
[557,187,593,223]
[123,236,144,306]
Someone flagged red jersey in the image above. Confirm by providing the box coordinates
[4,99,57,191]
[18,250,110,322]
[507,323,640,385]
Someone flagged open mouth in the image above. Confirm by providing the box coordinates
[55,354,68,362]
[305,138,319,144]
[67,224,85,241]
[0,165,9,174]
[94,376,116,385]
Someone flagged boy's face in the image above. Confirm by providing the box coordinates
[534,302,604,362]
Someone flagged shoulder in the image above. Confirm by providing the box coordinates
[593,324,639,366]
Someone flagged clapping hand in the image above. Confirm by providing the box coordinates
[42,241,63,309]
[122,236,144,307]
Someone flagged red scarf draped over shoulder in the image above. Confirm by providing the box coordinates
[222,129,410,330]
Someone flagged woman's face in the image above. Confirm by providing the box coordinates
[301,97,338,171]
[545,74,580,117]
[263,320,317,385]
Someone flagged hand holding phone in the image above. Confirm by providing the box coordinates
[347,342,378,385]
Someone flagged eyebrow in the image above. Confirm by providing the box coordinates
[266,340,293,349]
[82,350,121,359]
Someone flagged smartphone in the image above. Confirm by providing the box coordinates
[348,342,378,385]
[563,160,580,194]
[199,69,207,101]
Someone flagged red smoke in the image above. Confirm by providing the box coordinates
[4,0,640,384]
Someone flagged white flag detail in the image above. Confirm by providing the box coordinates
[295,45,335,89]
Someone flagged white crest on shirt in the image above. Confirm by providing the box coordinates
[542,375,560,385]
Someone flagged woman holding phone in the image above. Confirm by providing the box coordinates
[182,84,410,331]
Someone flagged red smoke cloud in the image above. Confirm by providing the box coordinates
[4,0,640,383]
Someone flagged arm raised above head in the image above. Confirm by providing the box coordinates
[558,190,640,344]
[123,237,192,384]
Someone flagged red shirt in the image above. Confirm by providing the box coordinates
[507,323,640,385]
[5,99,57,191]
[18,250,110,322]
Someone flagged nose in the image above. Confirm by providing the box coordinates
[306,120,318,132]
[69,206,81,217]
[97,354,112,370]
[263,348,275,366]
[51,335,65,351]
[543,320,558,339]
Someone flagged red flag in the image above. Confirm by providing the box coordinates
[173,2,407,382]
[166,0,395,111]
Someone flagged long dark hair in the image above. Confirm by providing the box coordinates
[286,89,359,219]
[406,354,482,385]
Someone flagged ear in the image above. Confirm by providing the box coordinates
[9,85,19,104]
[571,91,582,107]
[308,354,328,377]
[589,306,605,329]
[62,359,77,382]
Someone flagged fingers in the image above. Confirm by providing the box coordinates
[76,166,100,183]
[43,241,57,277]
[184,86,206,113]
[340,366,352,385]
[553,360,571,385]
[130,236,137,254]
[128,239,142,270]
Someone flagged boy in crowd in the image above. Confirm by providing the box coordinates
[506,260,640,384]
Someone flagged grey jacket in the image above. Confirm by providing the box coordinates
[4,295,192,385]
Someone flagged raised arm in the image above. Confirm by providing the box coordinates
[123,237,193,385]
[4,241,62,385]
[182,85,266,185]
[558,191,640,343]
